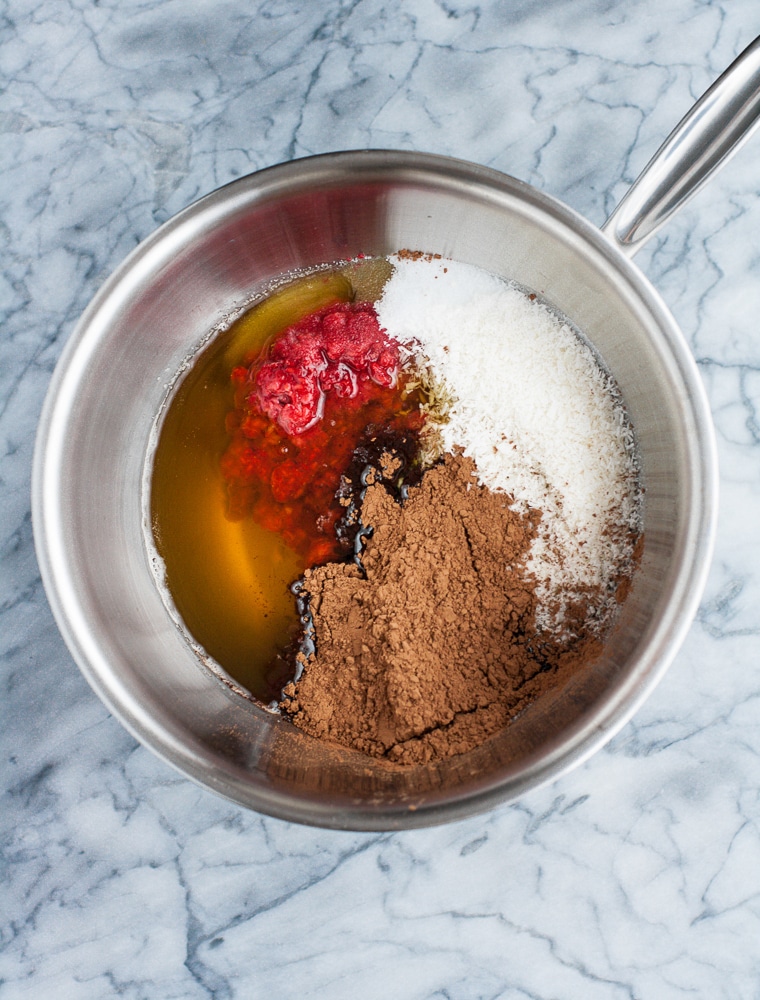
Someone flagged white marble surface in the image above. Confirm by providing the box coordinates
[3,1,760,996]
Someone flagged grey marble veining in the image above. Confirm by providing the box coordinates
[3,1,760,997]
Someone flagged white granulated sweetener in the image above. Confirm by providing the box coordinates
[376,255,640,633]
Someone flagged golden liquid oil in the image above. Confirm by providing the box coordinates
[150,258,393,701]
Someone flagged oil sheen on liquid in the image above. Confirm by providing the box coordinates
[150,258,394,701]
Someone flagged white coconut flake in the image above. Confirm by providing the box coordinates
[376,255,640,634]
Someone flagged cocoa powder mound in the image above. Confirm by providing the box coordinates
[281,453,602,765]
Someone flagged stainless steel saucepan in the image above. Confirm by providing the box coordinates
[33,38,760,829]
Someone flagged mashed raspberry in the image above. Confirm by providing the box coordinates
[221,301,423,567]
[254,301,400,436]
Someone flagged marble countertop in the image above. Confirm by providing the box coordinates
[4,2,760,996]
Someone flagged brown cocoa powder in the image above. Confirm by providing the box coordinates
[281,453,603,765]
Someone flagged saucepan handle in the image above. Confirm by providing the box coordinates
[602,36,760,256]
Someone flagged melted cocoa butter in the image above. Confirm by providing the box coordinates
[151,256,414,703]
[281,453,604,766]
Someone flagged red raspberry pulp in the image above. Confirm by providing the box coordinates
[221,300,424,568]
[254,301,400,437]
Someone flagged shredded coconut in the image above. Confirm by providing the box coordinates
[376,255,640,633]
